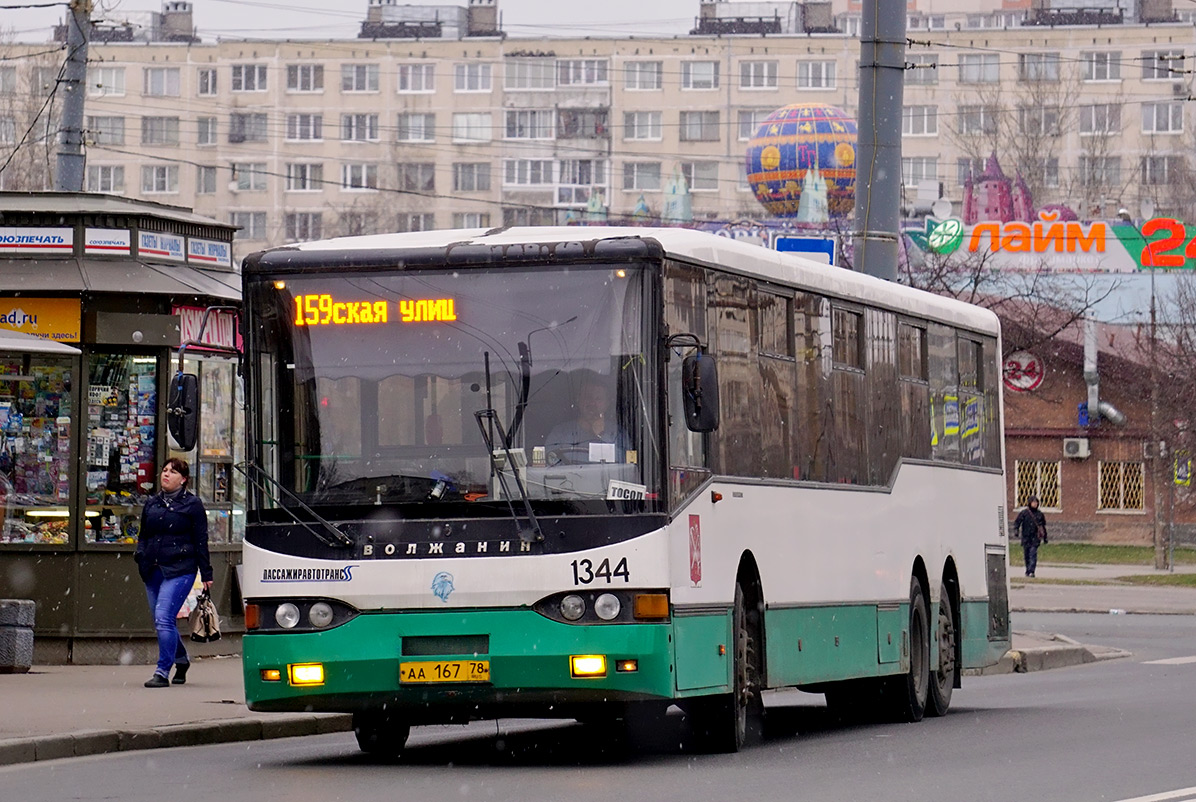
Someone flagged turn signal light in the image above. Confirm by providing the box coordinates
[570,655,607,678]
[288,663,325,686]
[633,593,669,620]
[260,668,282,682]
[244,604,260,630]
[616,659,638,673]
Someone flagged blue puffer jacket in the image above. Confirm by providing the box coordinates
[134,490,213,583]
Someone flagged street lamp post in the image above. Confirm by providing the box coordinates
[1140,199,1169,570]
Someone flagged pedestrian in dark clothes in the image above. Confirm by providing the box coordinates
[1013,495,1048,578]
[134,458,212,688]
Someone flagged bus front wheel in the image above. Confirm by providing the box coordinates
[353,710,411,758]
[686,581,762,752]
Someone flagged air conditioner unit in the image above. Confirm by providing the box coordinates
[1063,437,1090,459]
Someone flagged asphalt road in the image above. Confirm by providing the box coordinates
[4,612,1195,802]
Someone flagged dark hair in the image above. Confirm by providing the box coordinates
[164,457,190,482]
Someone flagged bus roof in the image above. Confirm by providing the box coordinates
[259,226,999,336]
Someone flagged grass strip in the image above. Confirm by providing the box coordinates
[1008,543,1196,567]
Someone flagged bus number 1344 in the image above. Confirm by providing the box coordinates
[571,557,630,585]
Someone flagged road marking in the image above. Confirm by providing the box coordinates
[1143,655,1196,665]
[1113,787,1196,802]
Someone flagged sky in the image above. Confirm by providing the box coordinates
[6,0,700,42]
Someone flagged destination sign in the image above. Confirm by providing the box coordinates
[293,294,457,326]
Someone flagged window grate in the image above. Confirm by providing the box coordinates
[1015,460,1060,508]
[1098,461,1144,510]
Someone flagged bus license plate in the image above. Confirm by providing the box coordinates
[399,660,490,684]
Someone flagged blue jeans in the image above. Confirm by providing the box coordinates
[144,568,194,678]
[1023,542,1039,576]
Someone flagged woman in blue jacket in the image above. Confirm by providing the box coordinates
[134,458,213,688]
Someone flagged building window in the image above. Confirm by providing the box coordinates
[1142,101,1183,134]
[504,109,554,140]
[902,104,938,136]
[0,115,12,146]
[503,159,553,185]
[739,60,777,89]
[1079,103,1121,135]
[1018,105,1060,137]
[1082,51,1121,81]
[89,66,125,96]
[680,161,718,191]
[1018,52,1060,82]
[1080,156,1121,187]
[398,162,435,193]
[285,212,322,242]
[286,162,323,191]
[957,156,986,186]
[682,61,719,90]
[1142,49,1184,80]
[958,53,1000,83]
[502,207,556,227]
[341,163,378,190]
[397,112,434,142]
[143,67,180,96]
[452,212,491,228]
[396,213,434,232]
[959,105,997,135]
[141,116,180,145]
[197,116,217,145]
[454,63,492,92]
[338,211,378,236]
[233,162,267,192]
[452,162,490,192]
[399,63,435,92]
[86,115,124,145]
[1141,155,1185,186]
[141,164,178,193]
[196,165,217,194]
[341,63,379,92]
[679,110,720,142]
[231,64,267,92]
[86,164,124,193]
[624,111,662,140]
[1015,460,1061,509]
[557,159,606,205]
[557,58,608,86]
[797,60,836,88]
[906,54,938,85]
[198,68,217,96]
[623,161,661,191]
[0,65,17,93]
[558,108,608,138]
[341,113,380,142]
[231,211,267,239]
[504,59,553,89]
[451,112,492,142]
[625,60,662,90]
[229,112,268,143]
[286,113,323,141]
[1098,461,1144,511]
[737,109,773,141]
[286,64,324,92]
[901,157,938,186]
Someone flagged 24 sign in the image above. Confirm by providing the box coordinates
[1003,351,1044,392]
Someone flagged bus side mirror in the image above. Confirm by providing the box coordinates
[167,372,199,451]
[681,353,719,432]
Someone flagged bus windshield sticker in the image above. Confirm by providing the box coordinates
[607,480,647,501]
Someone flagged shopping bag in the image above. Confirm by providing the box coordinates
[188,589,222,643]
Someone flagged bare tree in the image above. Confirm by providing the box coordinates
[0,40,61,191]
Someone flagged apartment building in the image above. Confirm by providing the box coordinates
[1,0,1194,249]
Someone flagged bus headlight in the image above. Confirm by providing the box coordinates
[308,602,335,628]
[560,595,586,621]
[594,593,621,621]
[275,603,301,629]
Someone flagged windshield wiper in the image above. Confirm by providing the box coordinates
[473,409,543,543]
[235,461,354,548]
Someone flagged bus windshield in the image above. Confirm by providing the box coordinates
[249,263,660,514]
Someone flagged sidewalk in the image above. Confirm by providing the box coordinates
[2,566,1189,768]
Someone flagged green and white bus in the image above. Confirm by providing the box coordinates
[215,227,1010,755]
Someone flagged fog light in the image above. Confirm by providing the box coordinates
[260,668,282,682]
[308,602,334,628]
[560,594,585,621]
[570,655,607,678]
[594,593,621,621]
[616,659,638,673]
[288,663,324,686]
[633,593,669,620]
[275,603,300,629]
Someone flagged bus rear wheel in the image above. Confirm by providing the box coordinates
[687,581,762,753]
[353,710,411,758]
[880,575,929,723]
[928,587,956,717]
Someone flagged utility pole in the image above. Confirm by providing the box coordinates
[852,0,905,281]
[54,0,93,192]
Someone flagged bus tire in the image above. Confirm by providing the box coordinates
[353,710,411,758]
[881,575,930,723]
[687,581,762,753]
[927,586,957,717]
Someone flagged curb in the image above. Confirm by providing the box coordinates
[0,713,352,767]
[966,634,1132,676]
[1013,606,1196,616]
